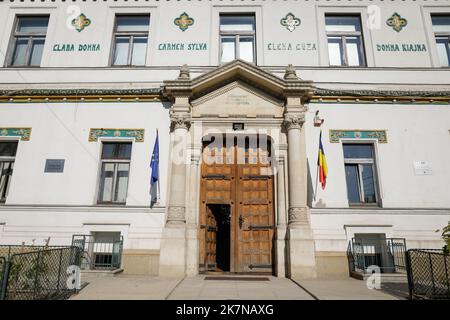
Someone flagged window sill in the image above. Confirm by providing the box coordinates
[4,65,41,68]
[95,203,127,207]
[348,203,381,209]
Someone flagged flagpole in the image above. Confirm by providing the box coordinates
[313,130,321,201]
[156,129,160,204]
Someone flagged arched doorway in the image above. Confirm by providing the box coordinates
[199,134,275,274]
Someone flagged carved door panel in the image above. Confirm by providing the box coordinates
[200,146,235,272]
[205,205,218,271]
[235,145,274,273]
[200,140,274,274]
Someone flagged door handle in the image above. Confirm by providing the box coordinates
[239,214,244,229]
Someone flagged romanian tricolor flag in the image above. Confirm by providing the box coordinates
[317,130,328,190]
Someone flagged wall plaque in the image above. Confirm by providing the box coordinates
[45,159,65,173]
[413,161,433,176]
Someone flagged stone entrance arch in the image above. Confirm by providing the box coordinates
[159,60,317,278]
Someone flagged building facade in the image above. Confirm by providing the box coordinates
[0,0,449,278]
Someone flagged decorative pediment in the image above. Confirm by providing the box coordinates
[162,59,314,103]
[191,81,284,118]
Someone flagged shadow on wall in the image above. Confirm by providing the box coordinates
[307,158,327,208]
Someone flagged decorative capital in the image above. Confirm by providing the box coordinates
[284,64,298,80]
[386,13,407,32]
[170,114,191,130]
[283,114,305,130]
[178,64,190,80]
[174,12,194,32]
[280,13,301,32]
[288,207,309,225]
[167,206,186,224]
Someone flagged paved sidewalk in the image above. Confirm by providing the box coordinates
[166,275,313,300]
[293,278,401,300]
[70,275,183,300]
[71,274,400,300]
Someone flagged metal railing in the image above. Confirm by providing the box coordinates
[0,246,82,300]
[0,245,67,261]
[347,237,407,274]
[72,235,123,270]
[406,249,450,300]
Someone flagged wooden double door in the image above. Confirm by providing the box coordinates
[199,138,275,274]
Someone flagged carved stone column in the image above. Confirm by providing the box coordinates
[283,66,317,278]
[166,114,190,225]
[159,65,193,277]
[283,113,309,226]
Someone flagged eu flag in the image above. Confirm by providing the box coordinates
[150,130,159,206]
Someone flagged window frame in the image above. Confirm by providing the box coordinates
[342,143,380,207]
[325,14,366,67]
[97,141,132,205]
[219,14,256,64]
[6,15,49,68]
[430,14,450,67]
[0,141,19,203]
[110,14,150,67]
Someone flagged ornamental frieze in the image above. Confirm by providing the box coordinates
[329,130,387,143]
[88,128,145,142]
[0,128,32,141]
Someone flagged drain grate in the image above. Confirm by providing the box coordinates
[204,276,270,281]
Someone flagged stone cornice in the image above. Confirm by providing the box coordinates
[1,85,449,105]
[314,88,450,98]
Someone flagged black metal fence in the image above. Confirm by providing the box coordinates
[72,234,123,270]
[347,237,407,274]
[406,249,450,300]
[0,246,82,300]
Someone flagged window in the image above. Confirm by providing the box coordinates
[112,15,150,66]
[7,16,49,67]
[343,144,378,205]
[0,142,18,203]
[98,142,132,204]
[325,15,366,67]
[431,15,450,67]
[220,14,256,64]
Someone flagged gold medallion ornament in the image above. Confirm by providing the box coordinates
[174,12,194,32]
[280,13,301,32]
[386,13,407,32]
[72,13,91,32]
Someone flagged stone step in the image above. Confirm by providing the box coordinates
[81,268,123,278]
[350,271,408,283]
